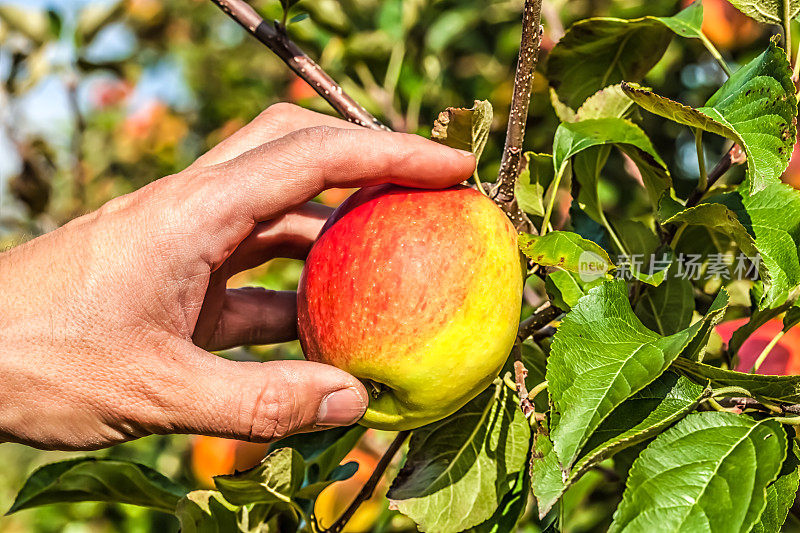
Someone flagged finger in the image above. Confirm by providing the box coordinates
[223,202,333,276]
[199,288,298,351]
[191,103,363,168]
[152,349,368,441]
[184,126,475,261]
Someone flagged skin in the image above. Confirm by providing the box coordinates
[299,185,523,430]
[0,103,476,450]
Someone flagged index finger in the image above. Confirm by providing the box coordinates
[180,126,475,267]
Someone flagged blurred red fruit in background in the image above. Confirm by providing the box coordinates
[91,79,132,109]
[716,318,800,375]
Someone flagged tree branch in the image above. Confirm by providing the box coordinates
[684,143,746,209]
[492,0,543,231]
[319,430,410,533]
[209,0,386,130]
[517,303,561,343]
[513,303,561,418]
[716,396,800,416]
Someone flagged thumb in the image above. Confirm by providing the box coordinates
[157,349,368,442]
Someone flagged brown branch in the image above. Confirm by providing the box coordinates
[319,430,410,533]
[513,303,562,418]
[716,397,800,416]
[517,303,561,343]
[209,0,386,130]
[492,0,543,231]
[684,143,746,209]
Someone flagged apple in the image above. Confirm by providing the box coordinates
[298,184,523,430]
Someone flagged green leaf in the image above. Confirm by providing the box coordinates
[673,357,800,402]
[679,289,730,362]
[530,421,565,519]
[609,413,787,533]
[577,373,706,474]
[387,381,531,533]
[663,202,768,283]
[635,276,695,335]
[533,373,707,517]
[784,302,800,330]
[8,458,186,515]
[546,17,673,108]
[519,230,613,278]
[623,41,797,192]
[572,145,611,224]
[720,182,800,309]
[516,152,555,217]
[545,268,604,310]
[176,491,241,533]
[725,0,800,25]
[214,448,304,506]
[547,279,715,471]
[655,0,704,38]
[553,118,671,217]
[470,454,531,533]
[271,425,365,491]
[551,85,635,123]
[751,443,800,533]
[431,99,493,164]
[554,118,665,173]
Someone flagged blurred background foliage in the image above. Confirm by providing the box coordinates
[0,0,798,531]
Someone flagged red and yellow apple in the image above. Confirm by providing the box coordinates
[298,184,523,430]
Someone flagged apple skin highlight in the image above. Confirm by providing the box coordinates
[298,184,523,430]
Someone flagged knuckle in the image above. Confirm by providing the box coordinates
[257,102,302,127]
[246,368,300,442]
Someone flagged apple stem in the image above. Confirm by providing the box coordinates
[492,0,544,232]
[318,430,410,533]
[208,0,387,131]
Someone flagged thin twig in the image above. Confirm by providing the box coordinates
[513,303,562,418]
[319,431,410,533]
[684,144,746,209]
[491,0,543,232]
[716,397,800,416]
[517,303,562,343]
[209,0,386,130]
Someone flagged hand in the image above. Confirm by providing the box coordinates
[0,103,475,450]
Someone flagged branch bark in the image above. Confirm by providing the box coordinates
[684,143,746,208]
[492,0,543,232]
[716,396,800,416]
[320,430,410,533]
[513,303,561,418]
[209,0,386,130]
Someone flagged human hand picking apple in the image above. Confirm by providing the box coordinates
[0,103,475,450]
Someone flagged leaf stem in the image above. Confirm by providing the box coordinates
[784,0,793,64]
[540,161,568,235]
[528,380,549,402]
[698,32,732,77]
[208,0,386,130]
[710,386,755,398]
[319,431,410,533]
[751,329,786,373]
[695,128,707,192]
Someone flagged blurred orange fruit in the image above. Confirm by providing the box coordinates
[682,0,762,50]
[288,76,320,103]
[190,436,269,487]
[314,447,386,533]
